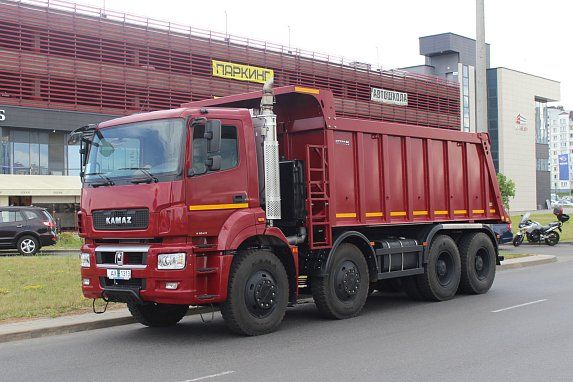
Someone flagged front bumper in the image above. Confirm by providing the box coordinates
[80,244,233,305]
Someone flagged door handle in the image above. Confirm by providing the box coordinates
[16,225,23,228]
[233,195,246,203]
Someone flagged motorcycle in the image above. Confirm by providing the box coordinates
[512,208,569,247]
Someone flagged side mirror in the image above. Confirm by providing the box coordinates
[206,155,221,171]
[205,120,221,154]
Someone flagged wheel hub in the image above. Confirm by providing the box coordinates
[436,251,454,286]
[245,271,278,318]
[474,248,490,280]
[475,256,484,272]
[334,261,360,301]
[437,259,448,277]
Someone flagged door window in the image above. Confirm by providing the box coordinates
[0,211,24,223]
[191,125,238,174]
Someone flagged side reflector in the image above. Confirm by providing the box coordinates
[294,86,320,95]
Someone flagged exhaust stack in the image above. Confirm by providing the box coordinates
[260,79,281,221]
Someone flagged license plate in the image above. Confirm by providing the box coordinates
[107,269,131,280]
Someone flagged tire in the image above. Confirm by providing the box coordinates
[545,232,559,246]
[220,249,289,336]
[17,235,40,256]
[458,232,496,295]
[402,276,425,301]
[127,302,189,327]
[417,235,461,301]
[512,234,524,247]
[311,243,369,319]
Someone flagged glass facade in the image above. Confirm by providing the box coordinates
[535,100,548,144]
[461,65,470,132]
[0,127,80,175]
[486,69,499,171]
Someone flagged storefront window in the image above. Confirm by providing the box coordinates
[0,127,80,176]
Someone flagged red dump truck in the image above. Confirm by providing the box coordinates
[74,82,508,335]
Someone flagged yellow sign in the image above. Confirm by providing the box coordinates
[212,60,274,84]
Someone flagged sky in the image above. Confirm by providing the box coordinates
[76,0,572,106]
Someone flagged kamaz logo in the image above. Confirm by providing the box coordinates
[106,216,132,225]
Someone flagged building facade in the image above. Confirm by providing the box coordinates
[0,0,460,228]
[401,33,491,133]
[548,107,573,193]
[487,68,559,211]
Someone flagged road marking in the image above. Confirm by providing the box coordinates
[179,371,236,382]
[492,299,548,313]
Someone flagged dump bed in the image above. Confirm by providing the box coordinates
[184,86,508,246]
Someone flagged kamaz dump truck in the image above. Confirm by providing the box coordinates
[74,82,508,335]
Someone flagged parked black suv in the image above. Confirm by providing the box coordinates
[0,207,58,255]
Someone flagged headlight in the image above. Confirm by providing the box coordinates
[80,253,91,268]
[157,253,186,270]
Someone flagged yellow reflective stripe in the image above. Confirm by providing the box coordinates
[472,209,485,214]
[435,211,449,215]
[366,212,383,217]
[454,210,467,215]
[390,211,407,217]
[189,203,249,211]
[294,86,320,95]
[413,210,428,216]
[490,209,496,213]
[336,212,357,218]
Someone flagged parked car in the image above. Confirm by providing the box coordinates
[490,223,513,244]
[0,206,58,255]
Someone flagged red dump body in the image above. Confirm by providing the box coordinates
[185,86,507,248]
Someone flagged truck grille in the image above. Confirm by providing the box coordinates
[95,245,149,266]
[92,209,149,231]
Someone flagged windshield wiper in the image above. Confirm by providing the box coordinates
[118,167,159,184]
[85,172,115,187]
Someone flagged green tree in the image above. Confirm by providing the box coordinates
[497,173,516,210]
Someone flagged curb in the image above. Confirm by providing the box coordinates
[498,254,557,270]
[0,306,218,344]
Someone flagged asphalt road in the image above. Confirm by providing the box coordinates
[1,250,573,382]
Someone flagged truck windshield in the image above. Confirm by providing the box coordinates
[84,118,185,185]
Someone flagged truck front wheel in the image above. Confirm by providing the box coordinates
[221,249,289,336]
[127,302,189,327]
[417,235,461,301]
[312,243,369,319]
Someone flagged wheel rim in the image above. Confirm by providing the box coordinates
[334,260,361,301]
[474,248,491,280]
[244,270,278,318]
[435,251,454,286]
[20,239,36,254]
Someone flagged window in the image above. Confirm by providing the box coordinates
[0,210,24,223]
[191,125,238,174]
[22,210,40,220]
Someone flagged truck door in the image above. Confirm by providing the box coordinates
[186,119,251,239]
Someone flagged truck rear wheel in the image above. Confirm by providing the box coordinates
[312,243,369,319]
[417,235,461,301]
[127,302,189,327]
[221,249,289,336]
[458,232,496,294]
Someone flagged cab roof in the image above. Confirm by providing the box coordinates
[98,107,253,129]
